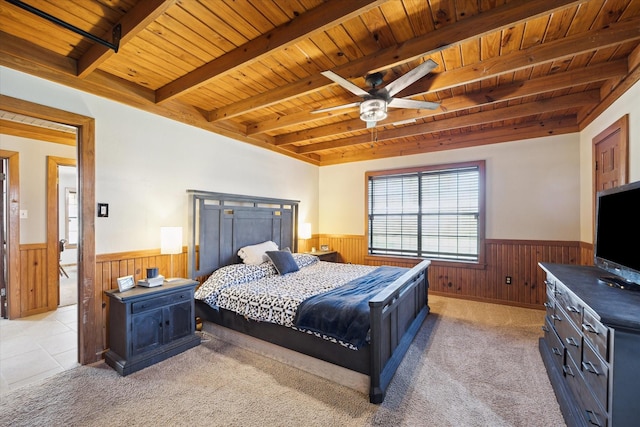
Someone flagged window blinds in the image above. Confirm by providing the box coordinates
[368,166,480,261]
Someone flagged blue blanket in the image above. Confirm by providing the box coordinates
[293,266,408,349]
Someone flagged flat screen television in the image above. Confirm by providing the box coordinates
[594,180,640,290]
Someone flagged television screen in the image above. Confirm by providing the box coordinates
[594,180,640,288]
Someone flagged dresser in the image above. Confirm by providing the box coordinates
[105,279,201,376]
[539,263,640,427]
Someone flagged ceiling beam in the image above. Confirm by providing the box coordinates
[271,59,628,145]
[295,91,599,154]
[317,117,580,166]
[155,0,387,104]
[0,119,76,145]
[77,0,176,78]
[207,0,589,122]
[394,16,640,99]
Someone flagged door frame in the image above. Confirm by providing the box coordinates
[592,114,629,236]
[47,156,76,310]
[0,150,19,319]
[0,95,98,365]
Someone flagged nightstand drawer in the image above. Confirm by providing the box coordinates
[131,290,192,313]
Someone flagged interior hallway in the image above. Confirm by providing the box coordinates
[0,265,79,395]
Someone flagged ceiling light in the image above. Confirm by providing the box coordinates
[360,99,387,122]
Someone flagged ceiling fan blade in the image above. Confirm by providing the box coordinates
[388,97,439,110]
[321,71,369,97]
[311,101,361,114]
[385,59,438,97]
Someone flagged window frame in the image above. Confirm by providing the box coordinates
[65,187,78,249]
[364,160,486,267]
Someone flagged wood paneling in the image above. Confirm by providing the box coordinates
[18,243,48,317]
[2,1,639,165]
[15,237,594,356]
[326,235,593,309]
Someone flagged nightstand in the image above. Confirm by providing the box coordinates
[104,279,200,376]
[305,250,338,262]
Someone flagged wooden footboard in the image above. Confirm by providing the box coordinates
[368,259,431,403]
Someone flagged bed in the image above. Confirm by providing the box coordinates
[187,190,430,403]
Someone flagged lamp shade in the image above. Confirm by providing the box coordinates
[299,223,312,240]
[160,227,183,255]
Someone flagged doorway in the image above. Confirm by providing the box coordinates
[0,95,97,365]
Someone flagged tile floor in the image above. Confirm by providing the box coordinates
[0,304,79,396]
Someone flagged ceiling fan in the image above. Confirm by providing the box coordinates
[312,59,440,128]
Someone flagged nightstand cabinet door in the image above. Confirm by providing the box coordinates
[131,308,164,355]
[164,300,193,342]
[105,280,200,376]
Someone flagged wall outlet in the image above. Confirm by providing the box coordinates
[505,276,512,285]
[20,209,28,219]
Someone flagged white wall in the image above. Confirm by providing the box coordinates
[0,135,76,244]
[319,134,581,241]
[0,67,319,254]
[578,80,640,243]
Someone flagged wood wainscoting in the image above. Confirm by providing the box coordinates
[16,238,592,356]
[18,243,49,317]
[320,235,594,310]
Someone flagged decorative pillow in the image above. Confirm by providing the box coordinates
[292,253,319,268]
[265,249,300,275]
[237,240,278,265]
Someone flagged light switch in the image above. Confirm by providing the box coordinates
[20,210,28,219]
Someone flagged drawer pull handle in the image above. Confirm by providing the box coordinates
[585,410,603,427]
[541,325,549,332]
[551,314,562,321]
[565,336,579,347]
[543,302,552,309]
[552,347,562,356]
[566,305,580,313]
[544,280,552,286]
[583,323,599,334]
[562,365,574,377]
[582,361,601,376]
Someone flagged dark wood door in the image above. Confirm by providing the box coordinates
[594,115,628,192]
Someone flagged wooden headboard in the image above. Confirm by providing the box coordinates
[187,190,299,280]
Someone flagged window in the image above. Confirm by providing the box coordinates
[366,161,485,263]
[65,187,78,248]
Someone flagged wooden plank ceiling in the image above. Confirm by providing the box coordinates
[1,0,639,166]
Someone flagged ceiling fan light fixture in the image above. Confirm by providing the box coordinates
[360,99,387,122]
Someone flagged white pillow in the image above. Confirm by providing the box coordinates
[237,240,278,265]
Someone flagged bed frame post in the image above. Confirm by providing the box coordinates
[368,260,430,403]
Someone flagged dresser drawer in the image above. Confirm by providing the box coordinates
[582,339,608,410]
[544,288,555,318]
[555,285,582,328]
[555,306,583,365]
[564,353,608,427]
[543,317,565,370]
[131,290,192,313]
[582,309,609,362]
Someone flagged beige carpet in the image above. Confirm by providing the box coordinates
[0,296,565,427]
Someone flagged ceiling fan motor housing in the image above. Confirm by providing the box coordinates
[360,98,388,122]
